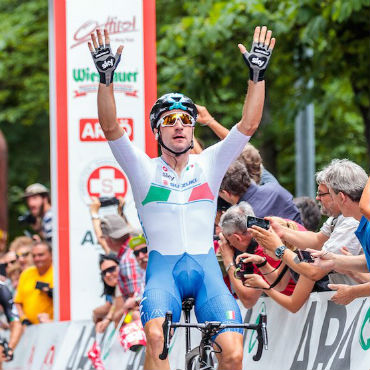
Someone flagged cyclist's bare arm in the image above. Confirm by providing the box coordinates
[88,29,124,141]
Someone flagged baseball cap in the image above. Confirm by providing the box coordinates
[100,214,134,239]
[23,183,49,198]
[128,234,146,249]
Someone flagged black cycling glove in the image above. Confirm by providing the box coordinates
[91,45,121,86]
[242,42,273,83]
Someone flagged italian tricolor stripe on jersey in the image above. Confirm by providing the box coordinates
[142,183,214,206]
[226,310,235,320]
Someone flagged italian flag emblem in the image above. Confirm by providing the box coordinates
[226,310,235,320]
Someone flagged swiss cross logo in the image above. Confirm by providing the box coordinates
[80,118,134,141]
[87,166,128,198]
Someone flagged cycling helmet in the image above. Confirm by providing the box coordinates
[149,93,198,132]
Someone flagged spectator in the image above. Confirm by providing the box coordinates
[22,183,52,243]
[218,202,296,309]
[10,236,33,272]
[0,229,7,258]
[14,241,53,325]
[6,263,21,291]
[3,251,18,278]
[89,197,111,254]
[267,163,363,285]
[293,196,321,232]
[129,234,148,272]
[309,159,370,304]
[94,254,124,332]
[99,215,145,310]
[219,160,301,223]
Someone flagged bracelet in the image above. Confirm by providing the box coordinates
[261,261,282,275]
[256,258,267,268]
[91,213,100,220]
[225,262,235,273]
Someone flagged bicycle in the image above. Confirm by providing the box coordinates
[159,298,268,370]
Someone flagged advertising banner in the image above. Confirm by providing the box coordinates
[6,294,370,370]
[49,0,157,321]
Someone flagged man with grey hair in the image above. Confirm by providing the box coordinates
[218,202,295,309]
[268,161,363,285]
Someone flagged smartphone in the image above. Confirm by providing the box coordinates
[296,250,315,263]
[247,216,270,230]
[35,281,50,290]
[0,263,6,277]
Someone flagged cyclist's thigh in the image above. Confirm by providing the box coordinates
[193,250,242,330]
[140,250,182,327]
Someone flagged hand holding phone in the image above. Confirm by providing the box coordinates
[247,216,270,230]
[296,250,314,263]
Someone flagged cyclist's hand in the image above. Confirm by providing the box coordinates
[235,252,264,266]
[238,26,275,83]
[88,28,123,86]
[243,273,269,290]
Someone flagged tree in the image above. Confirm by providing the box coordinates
[156,0,370,191]
[0,0,49,238]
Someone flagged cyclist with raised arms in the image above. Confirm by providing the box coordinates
[89,25,275,370]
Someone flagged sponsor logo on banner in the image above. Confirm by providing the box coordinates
[80,118,134,141]
[87,166,128,198]
[72,68,139,98]
[80,159,129,203]
[71,16,138,49]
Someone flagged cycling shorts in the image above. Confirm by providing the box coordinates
[140,248,243,336]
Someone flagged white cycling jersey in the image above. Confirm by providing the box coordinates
[109,125,250,255]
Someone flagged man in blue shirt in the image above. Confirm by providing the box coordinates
[219,160,302,223]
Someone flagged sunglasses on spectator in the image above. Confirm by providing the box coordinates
[157,112,195,128]
[16,251,30,258]
[133,246,148,257]
[5,259,17,267]
[100,265,117,278]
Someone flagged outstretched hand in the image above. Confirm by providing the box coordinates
[328,284,356,305]
[88,29,123,86]
[239,26,276,83]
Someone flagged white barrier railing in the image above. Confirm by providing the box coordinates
[4,292,370,370]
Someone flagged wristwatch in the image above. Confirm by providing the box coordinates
[275,245,287,260]
[225,262,235,273]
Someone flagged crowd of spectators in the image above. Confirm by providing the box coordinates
[2,105,370,365]
[0,183,53,366]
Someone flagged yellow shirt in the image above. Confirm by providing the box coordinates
[14,265,53,324]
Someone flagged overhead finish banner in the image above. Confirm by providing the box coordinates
[49,0,157,320]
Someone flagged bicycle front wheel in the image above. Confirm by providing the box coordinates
[185,346,215,370]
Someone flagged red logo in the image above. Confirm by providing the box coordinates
[162,166,168,172]
[71,16,137,49]
[80,118,133,141]
[87,165,128,198]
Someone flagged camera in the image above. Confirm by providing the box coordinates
[99,197,119,207]
[296,250,314,263]
[247,216,270,230]
[234,260,254,284]
[18,212,37,225]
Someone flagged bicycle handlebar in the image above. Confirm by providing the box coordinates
[159,313,268,361]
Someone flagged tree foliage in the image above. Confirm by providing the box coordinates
[156,0,370,188]
[0,0,49,237]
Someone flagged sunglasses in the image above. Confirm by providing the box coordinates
[100,265,117,278]
[5,259,17,268]
[157,112,195,128]
[133,247,148,257]
[16,251,30,258]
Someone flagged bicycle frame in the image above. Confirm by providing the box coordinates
[159,311,268,367]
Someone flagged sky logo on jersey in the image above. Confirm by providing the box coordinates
[142,182,214,205]
[226,310,235,320]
